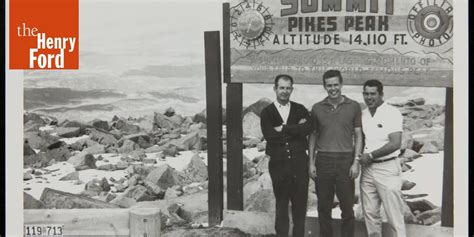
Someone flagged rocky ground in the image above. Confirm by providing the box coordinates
[23,97,446,235]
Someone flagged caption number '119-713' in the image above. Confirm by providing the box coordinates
[24,224,64,236]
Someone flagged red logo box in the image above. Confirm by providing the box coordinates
[9,0,79,69]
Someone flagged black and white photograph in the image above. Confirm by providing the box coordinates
[5,0,469,236]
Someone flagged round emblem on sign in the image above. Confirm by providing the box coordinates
[407,1,453,47]
[230,0,273,49]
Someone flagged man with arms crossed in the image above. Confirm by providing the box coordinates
[308,70,363,237]
[359,79,406,237]
[260,74,312,237]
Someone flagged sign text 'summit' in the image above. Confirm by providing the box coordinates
[281,0,394,17]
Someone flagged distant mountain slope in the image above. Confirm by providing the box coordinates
[24,88,126,110]
[121,65,204,78]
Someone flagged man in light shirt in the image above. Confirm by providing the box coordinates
[359,79,406,237]
[260,74,312,237]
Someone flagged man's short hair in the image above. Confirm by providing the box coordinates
[363,79,384,94]
[322,70,343,86]
[274,74,294,87]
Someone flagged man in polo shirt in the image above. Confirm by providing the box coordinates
[260,74,312,237]
[359,79,406,237]
[308,70,363,237]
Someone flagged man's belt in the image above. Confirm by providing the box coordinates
[372,156,397,163]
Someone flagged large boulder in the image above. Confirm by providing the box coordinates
[405,98,425,106]
[24,120,43,132]
[55,127,81,138]
[243,156,257,179]
[117,123,141,136]
[412,128,444,151]
[44,141,72,162]
[188,122,206,132]
[193,109,207,124]
[59,171,79,181]
[109,195,137,208]
[244,189,275,213]
[96,192,117,203]
[243,98,272,117]
[418,141,439,154]
[257,172,273,190]
[24,153,49,168]
[83,143,106,154]
[24,112,48,126]
[169,130,206,151]
[24,192,46,209]
[243,112,263,139]
[243,179,263,206]
[406,199,438,214]
[222,210,275,236]
[164,107,176,117]
[24,131,60,151]
[118,139,140,153]
[24,139,36,156]
[61,120,91,130]
[183,154,208,183]
[122,149,146,161]
[124,185,158,202]
[168,114,184,126]
[90,119,110,131]
[70,137,98,151]
[138,116,156,133]
[145,164,181,190]
[23,172,33,181]
[126,164,155,177]
[85,177,111,193]
[39,188,118,208]
[416,207,442,225]
[254,155,270,174]
[86,128,118,146]
[123,133,153,149]
[164,186,183,199]
[161,144,180,157]
[403,104,444,121]
[154,112,180,130]
[133,191,209,228]
[142,180,165,197]
[67,151,97,170]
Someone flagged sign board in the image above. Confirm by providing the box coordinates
[226,0,453,87]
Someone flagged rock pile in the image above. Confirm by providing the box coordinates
[23,108,210,228]
[23,96,445,229]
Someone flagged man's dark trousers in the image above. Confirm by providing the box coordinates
[269,149,309,237]
[315,152,355,237]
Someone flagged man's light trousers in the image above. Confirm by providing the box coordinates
[360,158,407,237]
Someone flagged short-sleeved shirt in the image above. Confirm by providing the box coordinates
[311,96,362,153]
[362,102,403,158]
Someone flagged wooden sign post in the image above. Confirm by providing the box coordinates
[204,31,224,226]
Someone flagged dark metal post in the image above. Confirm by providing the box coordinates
[204,31,223,226]
[223,2,244,210]
[441,87,453,227]
[226,83,243,210]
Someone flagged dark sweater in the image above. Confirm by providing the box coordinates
[260,101,312,157]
